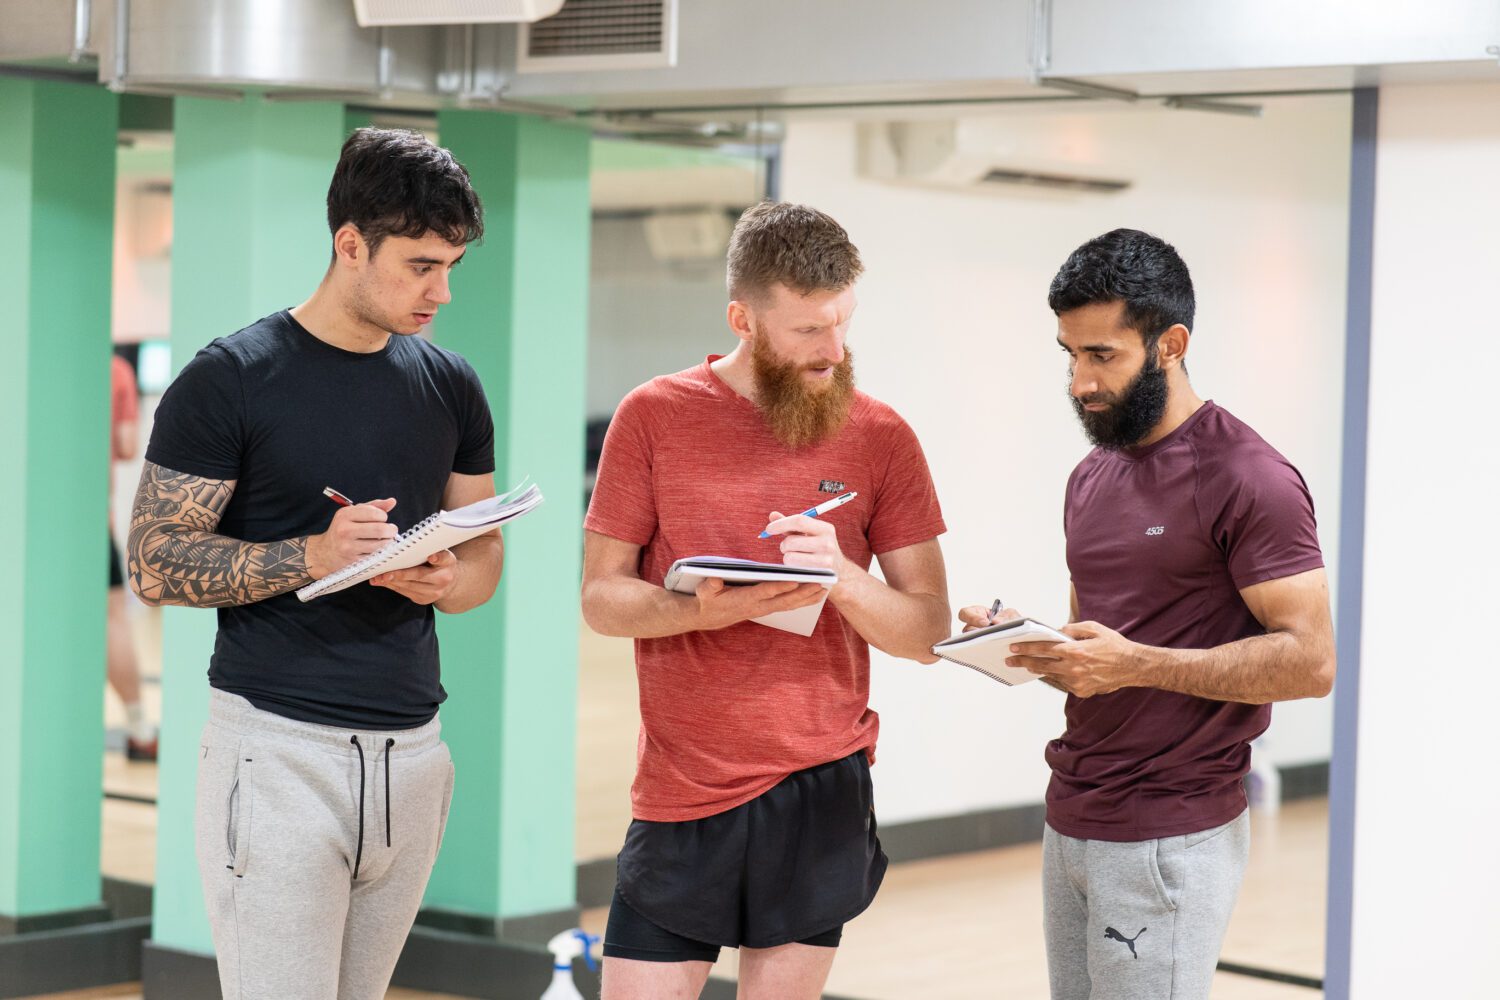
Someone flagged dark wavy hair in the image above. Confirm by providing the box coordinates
[1048,229,1195,348]
[326,127,483,257]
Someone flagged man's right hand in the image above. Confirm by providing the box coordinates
[957,603,1022,633]
[306,498,399,580]
[694,577,828,631]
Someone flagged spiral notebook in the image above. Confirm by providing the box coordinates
[930,617,1074,686]
[663,557,837,637]
[296,481,543,602]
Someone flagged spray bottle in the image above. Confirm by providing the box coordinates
[1246,736,1281,815]
[540,928,600,1000]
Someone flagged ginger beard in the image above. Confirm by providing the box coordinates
[750,326,856,449]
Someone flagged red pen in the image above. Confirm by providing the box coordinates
[322,486,354,507]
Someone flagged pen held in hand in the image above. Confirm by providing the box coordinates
[758,491,859,539]
[323,486,354,508]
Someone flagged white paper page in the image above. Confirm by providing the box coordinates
[931,619,1073,686]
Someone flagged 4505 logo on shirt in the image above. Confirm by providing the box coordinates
[1145,525,1166,536]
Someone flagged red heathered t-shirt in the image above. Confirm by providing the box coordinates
[1048,401,1325,842]
[585,358,946,822]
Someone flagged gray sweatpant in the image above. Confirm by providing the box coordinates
[196,690,456,1000]
[1043,811,1250,1000]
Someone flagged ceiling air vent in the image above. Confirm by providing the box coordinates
[980,169,1130,194]
[518,0,678,72]
[353,0,566,28]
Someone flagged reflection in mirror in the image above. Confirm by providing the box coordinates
[576,96,1350,997]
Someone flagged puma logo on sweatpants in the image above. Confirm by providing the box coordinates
[1105,926,1147,959]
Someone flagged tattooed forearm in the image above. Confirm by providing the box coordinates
[128,462,311,608]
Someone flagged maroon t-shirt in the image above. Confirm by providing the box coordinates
[1047,401,1324,841]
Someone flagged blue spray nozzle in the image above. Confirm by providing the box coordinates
[574,929,600,972]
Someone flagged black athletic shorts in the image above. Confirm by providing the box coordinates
[604,750,886,964]
[108,532,124,590]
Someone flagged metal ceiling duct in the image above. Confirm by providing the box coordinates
[92,0,445,97]
[353,0,565,28]
[0,0,85,63]
[6,0,1500,121]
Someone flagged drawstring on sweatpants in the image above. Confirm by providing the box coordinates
[384,738,395,847]
[350,735,366,879]
[350,734,398,879]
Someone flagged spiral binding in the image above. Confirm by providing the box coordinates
[303,512,443,597]
[944,655,1022,686]
[297,479,541,601]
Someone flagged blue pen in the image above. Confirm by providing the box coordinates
[759,491,859,538]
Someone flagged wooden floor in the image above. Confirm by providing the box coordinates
[572,800,1325,1000]
[87,796,1328,999]
[575,626,640,860]
[88,611,1328,999]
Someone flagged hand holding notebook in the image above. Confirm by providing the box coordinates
[931,614,1074,686]
[297,480,543,602]
[663,557,837,637]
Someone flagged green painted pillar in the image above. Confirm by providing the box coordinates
[427,111,591,923]
[0,78,118,930]
[151,95,347,957]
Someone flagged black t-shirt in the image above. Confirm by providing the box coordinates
[146,310,495,729]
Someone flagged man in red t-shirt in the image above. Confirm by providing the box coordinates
[960,229,1336,1000]
[582,202,951,999]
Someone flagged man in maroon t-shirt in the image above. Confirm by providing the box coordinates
[961,229,1336,1000]
[583,202,951,1000]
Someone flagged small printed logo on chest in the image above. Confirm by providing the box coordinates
[1145,525,1166,536]
[819,479,847,494]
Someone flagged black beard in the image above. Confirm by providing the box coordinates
[1070,351,1170,449]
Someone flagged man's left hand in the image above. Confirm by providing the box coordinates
[371,550,459,605]
[761,512,846,573]
[1006,620,1144,698]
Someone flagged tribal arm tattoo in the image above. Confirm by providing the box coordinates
[127,461,311,608]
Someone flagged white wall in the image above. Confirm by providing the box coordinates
[587,217,731,419]
[779,96,1352,822]
[1347,80,1500,997]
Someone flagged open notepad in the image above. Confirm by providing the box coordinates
[930,617,1074,686]
[296,481,543,602]
[663,557,838,637]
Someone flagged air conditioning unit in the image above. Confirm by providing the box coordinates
[643,210,732,262]
[353,0,565,28]
[518,0,678,72]
[858,121,1131,196]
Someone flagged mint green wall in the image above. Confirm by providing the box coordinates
[151,95,347,953]
[426,111,591,919]
[0,78,118,921]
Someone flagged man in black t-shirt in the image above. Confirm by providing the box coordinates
[129,129,501,1000]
